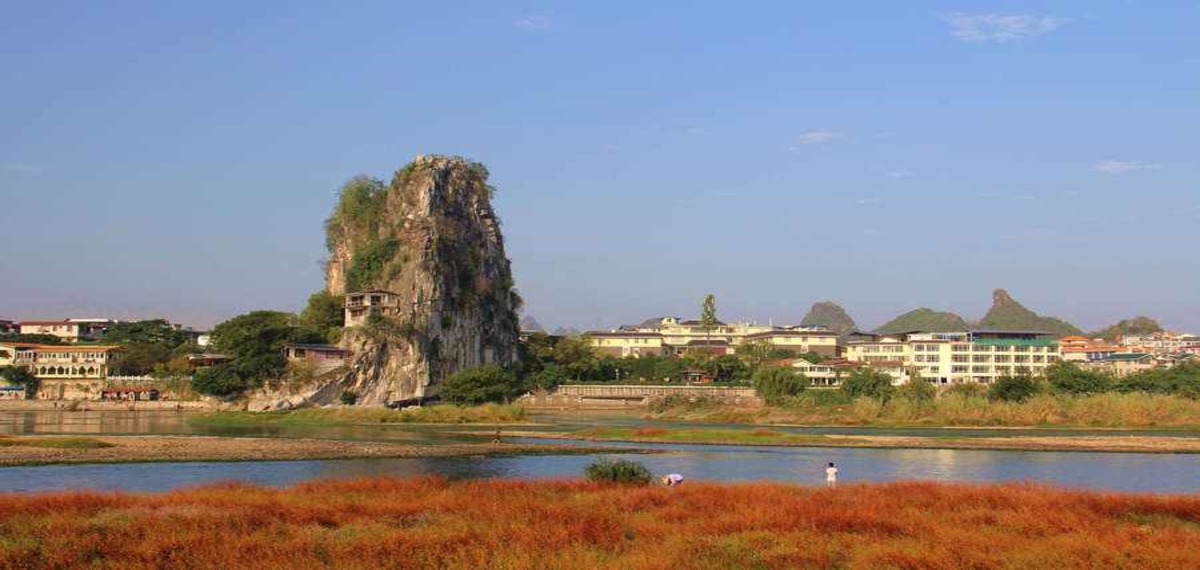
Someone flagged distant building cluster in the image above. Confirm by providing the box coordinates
[582,316,1199,387]
[587,316,838,358]
[0,317,210,401]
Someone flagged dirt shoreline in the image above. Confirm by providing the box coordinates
[493,430,1200,454]
[0,435,621,467]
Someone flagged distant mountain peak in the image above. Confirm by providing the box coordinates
[980,288,1081,336]
[800,301,857,337]
[519,315,545,332]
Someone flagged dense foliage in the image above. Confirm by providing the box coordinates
[584,459,653,485]
[300,291,345,343]
[0,366,38,397]
[753,366,806,404]
[0,334,63,345]
[440,365,525,405]
[875,308,968,334]
[102,319,196,376]
[191,311,324,397]
[989,374,1040,402]
[840,368,895,401]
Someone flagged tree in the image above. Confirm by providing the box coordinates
[102,319,191,348]
[896,376,936,404]
[989,374,1039,402]
[701,293,718,348]
[753,366,806,404]
[0,367,39,398]
[736,339,773,372]
[841,368,895,401]
[0,333,64,345]
[111,343,173,376]
[210,311,323,382]
[191,364,249,397]
[1044,361,1110,395]
[301,291,345,342]
[706,354,749,382]
[441,365,525,405]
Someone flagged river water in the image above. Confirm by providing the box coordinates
[2,410,1199,494]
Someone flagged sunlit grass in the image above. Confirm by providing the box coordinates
[3,478,1200,568]
[652,392,1200,428]
[191,404,527,427]
[0,436,114,449]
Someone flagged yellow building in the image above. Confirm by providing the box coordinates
[843,330,1061,385]
[0,343,124,400]
[586,316,838,358]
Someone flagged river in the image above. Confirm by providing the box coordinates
[2,410,1199,494]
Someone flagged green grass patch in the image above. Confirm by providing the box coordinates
[576,426,836,446]
[0,436,115,449]
[191,404,528,427]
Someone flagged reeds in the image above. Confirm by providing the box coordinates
[2,478,1200,568]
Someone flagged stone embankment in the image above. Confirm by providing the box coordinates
[0,400,215,412]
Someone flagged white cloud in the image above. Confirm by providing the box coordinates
[936,12,1070,43]
[885,170,914,179]
[0,163,38,173]
[789,130,842,150]
[514,11,553,30]
[1094,160,1162,174]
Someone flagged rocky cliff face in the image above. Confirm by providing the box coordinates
[313,155,520,406]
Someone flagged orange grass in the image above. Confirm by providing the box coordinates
[3,478,1200,569]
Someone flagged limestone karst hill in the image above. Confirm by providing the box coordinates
[257,155,521,408]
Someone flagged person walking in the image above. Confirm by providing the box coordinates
[825,462,838,487]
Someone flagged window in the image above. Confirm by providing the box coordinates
[952,344,969,352]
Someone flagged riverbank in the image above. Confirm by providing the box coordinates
[0,435,598,467]
[498,426,1200,454]
[648,392,1200,429]
[2,477,1198,568]
[189,403,528,427]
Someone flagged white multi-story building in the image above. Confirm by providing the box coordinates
[587,316,838,358]
[844,330,1062,385]
[1121,332,1200,355]
[18,319,114,343]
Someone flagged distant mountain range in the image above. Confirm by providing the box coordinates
[815,289,1157,338]
[519,315,545,332]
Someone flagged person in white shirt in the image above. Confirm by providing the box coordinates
[661,473,684,487]
[825,462,838,487]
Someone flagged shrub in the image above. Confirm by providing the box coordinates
[440,365,525,405]
[989,375,1039,402]
[896,379,937,404]
[1045,361,1110,395]
[584,459,652,485]
[191,364,251,397]
[841,369,895,401]
[340,391,358,405]
[943,382,987,398]
[753,366,806,404]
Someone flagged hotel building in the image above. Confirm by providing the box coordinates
[0,342,123,399]
[843,330,1061,385]
[587,316,838,358]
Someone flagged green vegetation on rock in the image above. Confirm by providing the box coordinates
[979,289,1081,335]
[1090,316,1164,341]
[876,308,968,334]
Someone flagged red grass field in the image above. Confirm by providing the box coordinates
[3,478,1200,569]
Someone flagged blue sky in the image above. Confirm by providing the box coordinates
[1,1,1197,332]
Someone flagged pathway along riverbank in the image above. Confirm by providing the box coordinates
[0,435,618,467]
